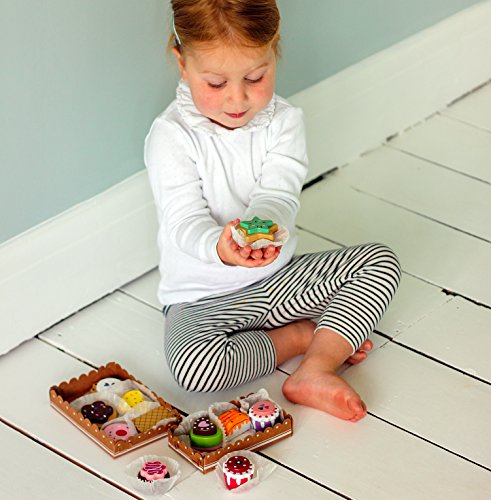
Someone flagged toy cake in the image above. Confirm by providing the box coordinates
[248,400,280,431]
[222,455,255,490]
[189,416,223,451]
[218,409,251,437]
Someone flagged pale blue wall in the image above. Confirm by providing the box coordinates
[0,0,485,243]
[277,0,485,97]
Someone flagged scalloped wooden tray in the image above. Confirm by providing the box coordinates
[49,361,181,457]
[168,411,293,473]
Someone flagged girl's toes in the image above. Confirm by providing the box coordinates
[347,351,367,365]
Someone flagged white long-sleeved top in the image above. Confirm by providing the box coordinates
[144,80,308,305]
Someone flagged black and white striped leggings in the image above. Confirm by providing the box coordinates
[163,243,401,393]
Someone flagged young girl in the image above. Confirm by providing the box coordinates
[144,0,401,422]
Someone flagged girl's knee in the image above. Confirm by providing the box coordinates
[364,243,402,284]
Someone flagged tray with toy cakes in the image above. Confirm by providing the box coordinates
[167,388,293,473]
[49,362,181,457]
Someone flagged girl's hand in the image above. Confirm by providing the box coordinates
[217,219,281,267]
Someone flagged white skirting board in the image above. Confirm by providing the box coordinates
[0,173,159,355]
[1,1,491,355]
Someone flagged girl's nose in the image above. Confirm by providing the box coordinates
[226,83,248,107]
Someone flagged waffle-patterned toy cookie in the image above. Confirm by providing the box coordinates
[133,406,176,433]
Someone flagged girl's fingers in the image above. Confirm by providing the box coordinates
[224,219,240,240]
[251,249,263,260]
[239,245,251,259]
[263,245,275,259]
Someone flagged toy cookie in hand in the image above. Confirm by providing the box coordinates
[235,217,278,244]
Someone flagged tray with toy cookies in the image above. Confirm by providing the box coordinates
[167,388,293,473]
[49,362,181,457]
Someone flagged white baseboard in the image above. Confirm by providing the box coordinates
[289,0,491,182]
[0,173,159,355]
[1,1,491,354]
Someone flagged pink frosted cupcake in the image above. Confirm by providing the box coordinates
[223,455,255,490]
[248,400,280,431]
[137,461,170,482]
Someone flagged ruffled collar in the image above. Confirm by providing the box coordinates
[176,79,275,136]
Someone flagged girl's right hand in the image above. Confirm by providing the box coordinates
[217,219,281,267]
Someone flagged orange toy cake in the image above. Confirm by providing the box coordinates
[218,409,251,437]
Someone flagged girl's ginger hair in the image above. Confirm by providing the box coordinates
[168,0,281,56]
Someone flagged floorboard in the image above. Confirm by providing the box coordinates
[1,422,131,499]
[343,146,491,241]
[443,82,491,132]
[388,114,491,183]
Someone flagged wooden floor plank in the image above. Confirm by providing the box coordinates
[388,114,491,183]
[344,342,491,468]
[342,146,491,241]
[168,462,339,499]
[298,175,491,305]
[266,404,491,500]
[443,83,491,132]
[1,422,130,499]
[395,296,491,383]
[38,292,491,498]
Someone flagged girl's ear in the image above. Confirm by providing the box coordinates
[172,47,187,80]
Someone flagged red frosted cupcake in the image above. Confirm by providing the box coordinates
[137,461,170,482]
[223,455,255,490]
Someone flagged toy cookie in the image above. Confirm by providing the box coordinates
[133,406,176,433]
[189,416,223,451]
[235,217,278,244]
[223,455,255,490]
[248,400,280,431]
[122,389,145,407]
[81,400,117,425]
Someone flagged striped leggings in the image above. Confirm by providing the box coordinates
[163,243,401,392]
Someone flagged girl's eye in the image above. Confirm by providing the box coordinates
[208,82,226,89]
[245,76,264,84]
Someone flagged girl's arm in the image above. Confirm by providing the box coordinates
[244,105,308,233]
[145,118,223,265]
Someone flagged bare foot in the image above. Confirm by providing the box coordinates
[346,339,373,365]
[283,362,367,422]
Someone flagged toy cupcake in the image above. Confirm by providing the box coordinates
[248,400,280,431]
[223,455,255,490]
[137,460,170,482]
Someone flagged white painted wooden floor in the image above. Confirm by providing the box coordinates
[1,81,491,499]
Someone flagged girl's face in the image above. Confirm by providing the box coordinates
[173,43,277,130]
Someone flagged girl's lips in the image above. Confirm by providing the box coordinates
[225,111,247,119]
